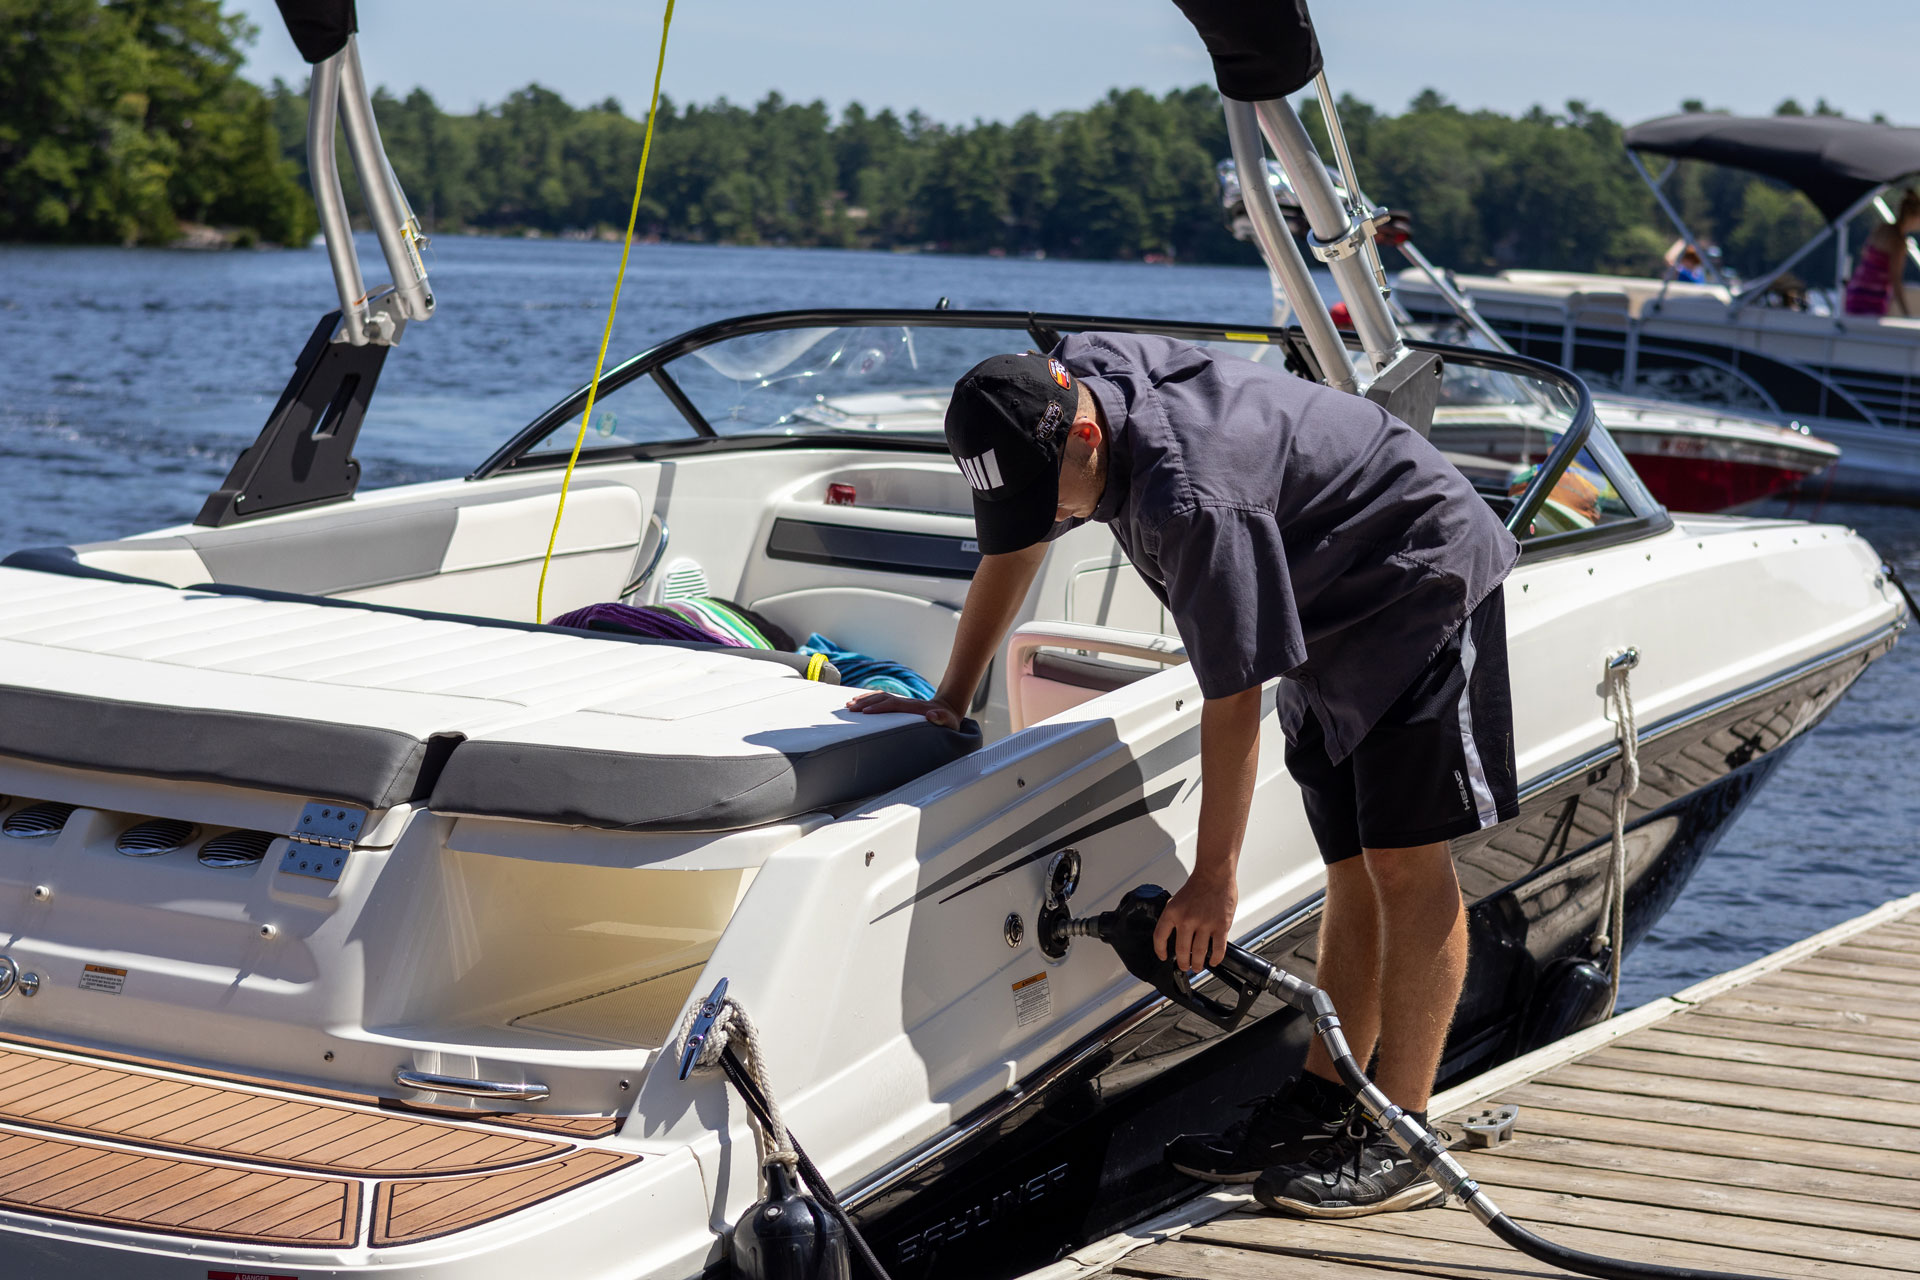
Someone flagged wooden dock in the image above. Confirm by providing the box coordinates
[1034,889,1920,1280]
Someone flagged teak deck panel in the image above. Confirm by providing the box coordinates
[1093,891,1920,1280]
[0,1035,642,1249]
[0,1042,567,1176]
[370,1149,638,1245]
[0,1127,358,1247]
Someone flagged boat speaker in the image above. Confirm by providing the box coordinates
[729,1161,850,1280]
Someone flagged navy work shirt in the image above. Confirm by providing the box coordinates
[1050,332,1519,763]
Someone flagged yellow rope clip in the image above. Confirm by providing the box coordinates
[535,0,678,623]
[805,653,829,682]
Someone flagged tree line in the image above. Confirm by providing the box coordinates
[0,2,1874,284]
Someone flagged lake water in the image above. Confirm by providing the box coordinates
[2,235,1915,1009]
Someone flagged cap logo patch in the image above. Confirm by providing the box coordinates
[1034,399,1067,445]
[1049,358,1072,389]
[957,449,1005,492]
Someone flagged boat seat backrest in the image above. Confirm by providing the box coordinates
[747,587,960,686]
[55,481,646,619]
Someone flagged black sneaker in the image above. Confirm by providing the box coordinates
[1166,1075,1353,1183]
[1254,1118,1446,1218]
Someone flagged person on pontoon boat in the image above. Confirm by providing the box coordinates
[850,335,1521,1219]
[1843,188,1920,317]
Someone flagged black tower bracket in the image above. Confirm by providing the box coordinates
[195,310,388,527]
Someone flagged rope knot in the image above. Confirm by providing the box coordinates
[674,992,798,1172]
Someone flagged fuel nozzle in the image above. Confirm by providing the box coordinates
[1061,885,1279,1031]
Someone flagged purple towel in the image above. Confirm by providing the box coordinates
[549,602,721,645]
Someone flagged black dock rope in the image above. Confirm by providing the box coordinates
[676,991,896,1280]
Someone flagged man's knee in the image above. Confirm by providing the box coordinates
[1360,842,1458,901]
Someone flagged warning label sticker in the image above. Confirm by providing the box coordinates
[79,964,126,995]
[1012,972,1051,1027]
[208,1271,299,1280]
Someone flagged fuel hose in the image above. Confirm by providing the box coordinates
[1069,887,1772,1280]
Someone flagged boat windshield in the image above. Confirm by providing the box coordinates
[482,309,1661,544]
[519,323,1036,455]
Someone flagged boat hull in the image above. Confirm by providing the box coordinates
[846,628,1888,1280]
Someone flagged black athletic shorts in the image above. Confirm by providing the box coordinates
[1284,586,1519,864]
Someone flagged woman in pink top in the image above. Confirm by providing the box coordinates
[1843,189,1920,317]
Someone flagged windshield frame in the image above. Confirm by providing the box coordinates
[468,306,1665,554]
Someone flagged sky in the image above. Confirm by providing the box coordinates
[230,1,1920,127]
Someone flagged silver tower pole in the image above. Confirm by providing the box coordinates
[1224,99,1355,393]
[307,54,370,345]
[1252,97,1403,373]
[336,35,435,327]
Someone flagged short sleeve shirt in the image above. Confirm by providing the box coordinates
[1050,332,1519,763]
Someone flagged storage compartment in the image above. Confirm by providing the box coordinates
[378,848,756,1050]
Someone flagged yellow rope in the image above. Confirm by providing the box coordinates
[535,0,678,623]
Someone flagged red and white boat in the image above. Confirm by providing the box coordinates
[1588,392,1838,512]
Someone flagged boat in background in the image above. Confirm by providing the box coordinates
[1223,157,1842,513]
[1396,112,1920,502]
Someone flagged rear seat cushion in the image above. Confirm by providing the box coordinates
[0,684,442,810]
[430,695,982,831]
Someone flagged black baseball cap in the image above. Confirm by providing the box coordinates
[945,353,1079,554]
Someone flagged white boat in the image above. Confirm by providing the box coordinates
[1219,158,1843,513]
[0,7,1905,1280]
[1394,113,1920,501]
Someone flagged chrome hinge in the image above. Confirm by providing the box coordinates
[279,802,367,882]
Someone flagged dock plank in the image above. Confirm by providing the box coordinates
[1309,1206,1913,1280]
[1505,1105,1920,1185]
[1086,893,1920,1280]
[1534,1063,1920,1131]
[1649,1012,1920,1067]
[1623,1027,1920,1084]
[1580,1044,1920,1104]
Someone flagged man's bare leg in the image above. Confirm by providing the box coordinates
[1301,856,1384,1088]
[1362,841,1468,1111]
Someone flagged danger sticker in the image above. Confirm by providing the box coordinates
[208,1272,299,1280]
[1012,972,1051,1027]
[79,964,126,995]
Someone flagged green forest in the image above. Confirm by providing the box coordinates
[0,0,1874,281]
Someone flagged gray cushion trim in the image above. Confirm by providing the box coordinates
[430,719,983,831]
[0,685,433,809]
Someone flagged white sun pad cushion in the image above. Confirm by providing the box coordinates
[0,566,977,823]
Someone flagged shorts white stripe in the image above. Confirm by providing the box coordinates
[1456,621,1500,829]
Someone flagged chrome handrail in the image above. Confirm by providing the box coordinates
[394,1069,550,1102]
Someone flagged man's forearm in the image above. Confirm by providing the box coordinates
[934,544,1046,712]
[1194,685,1264,885]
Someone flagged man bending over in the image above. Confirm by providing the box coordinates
[851,333,1519,1217]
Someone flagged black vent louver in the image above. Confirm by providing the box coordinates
[199,830,276,868]
[3,803,76,839]
[116,819,199,858]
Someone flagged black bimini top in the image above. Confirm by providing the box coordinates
[1170,0,1322,101]
[1626,113,1920,224]
[274,0,358,64]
